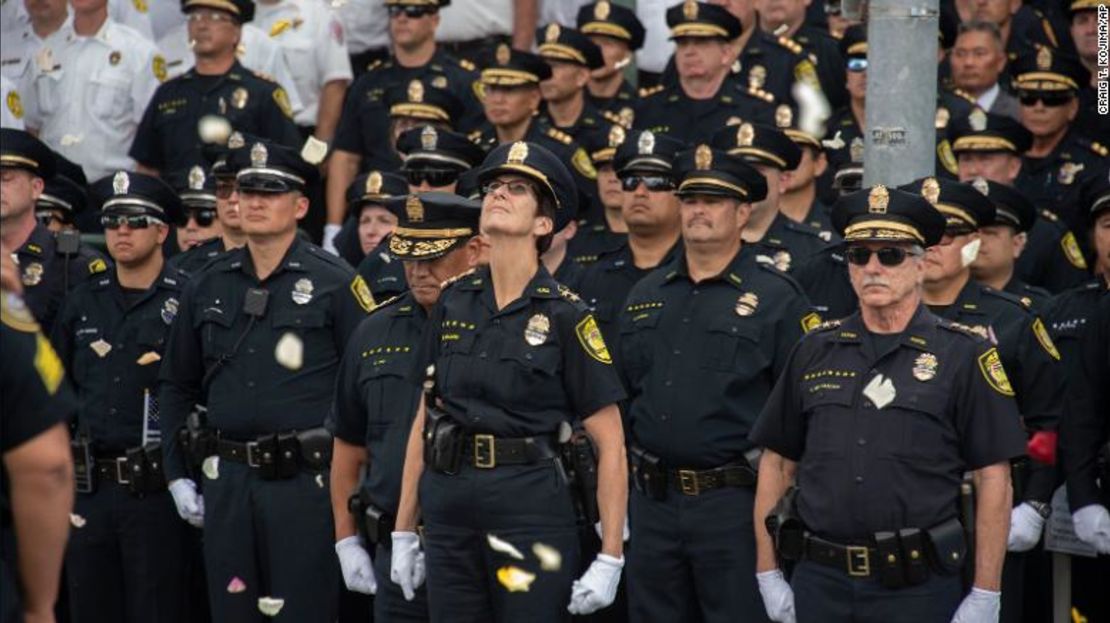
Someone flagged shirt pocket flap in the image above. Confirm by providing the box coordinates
[273,308,328,329]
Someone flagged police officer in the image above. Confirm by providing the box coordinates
[820,25,867,184]
[753,0,846,110]
[577,130,686,342]
[158,140,372,622]
[170,165,222,254]
[348,170,409,299]
[750,184,1027,623]
[535,24,614,141]
[566,125,629,267]
[576,1,644,121]
[637,1,775,144]
[950,109,1090,293]
[967,178,1052,309]
[711,122,828,272]
[331,191,483,622]
[324,0,482,249]
[35,150,89,234]
[620,144,818,622]
[130,0,302,182]
[1,129,108,334]
[392,141,629,622]
[51,171,191,623]
[0,0,70,132]
[776,107,834,236]
[903,176,1065,623]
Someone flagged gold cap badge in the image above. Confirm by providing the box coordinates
[695,144,713,170]
[868,184,889,214]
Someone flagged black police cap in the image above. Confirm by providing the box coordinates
[1011,45,1088,93]
[839,24,867,58]
[578,125,628,166]
[772,104,822,151]
[1067,0,1101,13]
[948,109,1033,155]
[673,144,768,202]
[173,165,218,209]
[536,24,605,70]
[710,122,802,171]
[0,128,55,180]
[456,168,482,200]
[966,177,1035,232]
[614,130,685,175]
[1079,164,1110,221]
[899,176,995,233]
[397,125,486,171]
[832,185,947,246]
[181,0,254,23]
[236,140,318,193]
[385,191,481,260]
[667,0,742,40]
[577,1,646,50]
[346,170,408,217]
[91,171,185,225]
[385,0,450,7]
[477,141,578,231]
[480,44,552,86]
[385,79,464,125]
[37,150,88,216]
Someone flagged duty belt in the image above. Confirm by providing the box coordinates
[466,434,559,469]
[670,464,756,495]
[803,534,879,577]
[94,455,139,486]
[217,438,270,467]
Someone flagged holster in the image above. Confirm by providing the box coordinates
[423,405,465,475]
[1010,457,1029,503]
[256,433,300,481]
[563,433,600,524]
[629,444,667,500]
[181,410,217,473]
[925,517,967,576]
[296,428,333,471]
[348,486,394,545]
[1098,443,1110,507]
[766,487,805,561]
[874,531,906,588]
[71,438,96,494]
[124,443,167,496]
[898,528,930,586]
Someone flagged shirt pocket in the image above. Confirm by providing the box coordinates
[498,341,563,409]
[800,383,854,457]
[87,67,131,120]
[193,302,236,360]
[699,317,767,380]
[357,354,413,428]
[618,309,660,379]
[887,388,953,461]
[280,37,316,95]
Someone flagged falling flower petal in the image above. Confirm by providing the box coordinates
[258,597,284,616]
[532,542,562,572]
[227,577,247,593]
[496,566,536,592]
[275,333,303,370]
[486,533,524,560]
[70,514,86,528]
[315,474,325,488]
[202,455,220,480]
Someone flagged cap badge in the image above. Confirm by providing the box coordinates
[250,142,268,167]
[737,123,755,147]
[968,108,987,132]
[1036,45,1052,70]
[683,0,698,20]
[608,125,626,148]
[637,130,655,155]
[695,144,713,170]
[408,79,424,103]
[496,43,511,66]
[775,104,792,129]
[545,23,560,43]
[921,177,941,206]
[366,171,383,195]
[113,171,130,195]
[507,141,528,164]
[594,0,610,20]
[406,195,424,222]
[849,137,864,163]
[971,177,989,196]
[228,131,245,149]
[421,125,438,151]
[188,166,205,190]
[868,184,889,214]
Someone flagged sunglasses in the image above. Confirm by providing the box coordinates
[36,212,71,226]
[620,175,676,192]
[1018,92,1073,107]
[388,5,437,18]
[846,58,868,72]
[405,168,460,188]
[101,214,160,230]
[483,179,537,197]
[187,10,233,23]
[844,245,921,266]
[186,208,218,227]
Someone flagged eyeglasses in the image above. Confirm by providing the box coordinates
[844,245,921,266]
[101,214,160,230]
[405,168,460,188]
[36,213,70,226]
[388,5,437,18]
[187,10,233,23]
[186,208,217,227]
[482,179,537,197]
[215,179,236,199]
[846,58,868,72]
[1018,92,1073,107]
[620,175,676,192]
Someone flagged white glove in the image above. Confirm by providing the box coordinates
[168,478,204,528]
[1007,503,1046,552]
[567,553,624,615]
[335,536,377,595]
[1072,504,1110,554]
[390,531,425,601]
[757,569,796,623]
[594,517,630,542]
[322,224,342,255]
[951,587,1000,623]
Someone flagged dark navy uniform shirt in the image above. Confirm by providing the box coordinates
[635,75,776,144]
[619,247,818,468]
[165,237,229,277]
[1016,130,1108,233]
[749,211,829,273]
[16,224,110,335]
[538,99,616,143]
[794,243,856,320]
[1014,207,1090,294]
[567,221,626,266]
[577,239,682,343]
[586,80,637,122]
[356,236,408,302]
[1002,277,1051,311]
[413,265,626,438]
[750,307,1027,541]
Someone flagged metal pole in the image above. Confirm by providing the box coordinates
[863,0,939,187]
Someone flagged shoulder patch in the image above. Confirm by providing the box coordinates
[272,87,293,119]
[1060,231,1088,269]
[1,292,39,333]
[152,54,167,82]
[575,314,612,364]
[638,84,665,97]
[571,147,597,179]
[34,332,64,394]
[132,0,148,13]
[1031,317,1061,360]
[977,347,1014,396]
[6,88,23,119]
[350,275,375,312]
[800,311,822,333]
[88,258,108,274]
[546,127,573,144]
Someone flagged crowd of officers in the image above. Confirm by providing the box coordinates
[1,0,1110,622]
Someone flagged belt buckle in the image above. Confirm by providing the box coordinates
[677,469,699,495]
[245,441,262,468]
[846,546,870,577]
[115,457,131,485]
[473,434,496,469]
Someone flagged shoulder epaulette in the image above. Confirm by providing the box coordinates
[939,319,985,339]
[747,86,775,103]
[812,319,841,332]
[777,35,803,54]
[303,243,354,271]
[366,59,384,72]
[638,84,665,98]
[546,127,573,144]
[467,130,483,144]
[1089,141,1108,157]
[950,87,977,104]
[557,283,583,304]
[982,286,1033,313]
[370,293,403,312]
[457,58,476,72]
[439,268,476,291]
[1039,208,1059,222]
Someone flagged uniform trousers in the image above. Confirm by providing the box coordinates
[792,560,963,623]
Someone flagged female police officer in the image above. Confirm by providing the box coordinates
[391,141,629,622]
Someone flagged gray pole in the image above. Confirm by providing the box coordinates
[863,0,939,187]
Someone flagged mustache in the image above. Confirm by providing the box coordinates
[860,276,889,288]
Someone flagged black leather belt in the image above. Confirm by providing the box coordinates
[803,534,879,577]
[94,456,137,486]
[217,438,271,467]
[669,464,756,495]
[465,434,559,469]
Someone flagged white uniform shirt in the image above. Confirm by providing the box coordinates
[253,0,352,127]
[1,74,25,129]
[435,0,512,43]
[332,0,388,55]
[108,0,155,40]
[34,19,162,182]
[1,16,71,130]
[635,0,674,74]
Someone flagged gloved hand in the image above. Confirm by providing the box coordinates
[390,531,425,601]
[567,553,624,615]
[594,517,630,542]
[951,587,1000,622]
[1072,504,1110,554]
[1007,503,1046,552]
[335,536,377,595]
[322,224,342,255]
[168,478,204,528]
[757,569,796,623]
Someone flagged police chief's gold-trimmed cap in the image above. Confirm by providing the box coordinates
[1067,0,1101,13]
[576,1,646,50]
[947,109,1033,155]
[385,192,480,260]
[1010,45,1087,93]
[898,176,995,234]
[182,0,254,22]
[673,145,768,202]
[832,185,946,246]
[480,45,552,86]
[0,129,55,179]
[666,0,742,40]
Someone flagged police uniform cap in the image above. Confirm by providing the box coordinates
[210,131,261,180]
[938,4,959,49]
[480,45,552,86]
[898,176,995,234]
[477,141,578,230]
[385,191,480,260]
[577,1,646,50]
[346,170,408,218]
[833,162,864,195]
[456,168,482,200]
[1067,0,1101,14]
[181,0,254,23]
[172,165,218,210]
[384,0,450,6]
[832,185,946,246]
[970,178,1035,232]
[1011,45,1088,93]
[236,140,318,193]
[0,129,56,180]
[673,145,768,202]
[947,110,1033,155]
[397,125,486,171]
[710,122,802,171]
[666,0,742,40]
[839,24,867,58]
[613,130,685,176]
[1079,163,1110,221]
[578,126,627,166]
[536,24,605,70]
[91,171,185,225]
[385,80,464,125]
[37,150,88,216]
